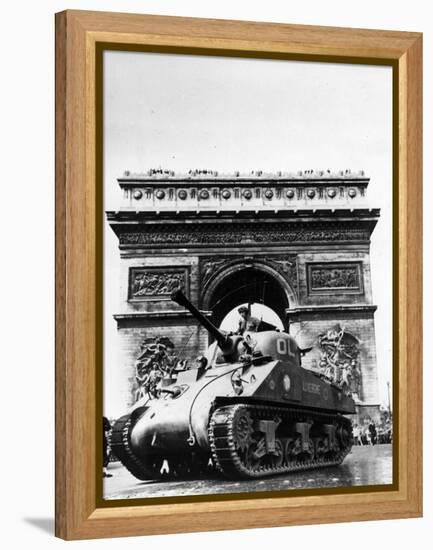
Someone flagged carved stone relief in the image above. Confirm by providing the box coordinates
[129,267,189,300]
[307,262,363,294]
[267,255,298,294]
[316,324,362,398]
[200,259,228,287]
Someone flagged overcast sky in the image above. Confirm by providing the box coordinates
[104,50,393,416]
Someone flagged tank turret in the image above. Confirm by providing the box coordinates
[171,288,301,367]
[111,288,356,482]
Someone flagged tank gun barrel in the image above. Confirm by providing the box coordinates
[171,289,230,350]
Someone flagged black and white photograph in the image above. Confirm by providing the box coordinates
[102,50,393,501]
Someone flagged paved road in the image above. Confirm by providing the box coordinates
[103,444,392,501]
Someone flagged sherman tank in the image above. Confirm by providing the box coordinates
[111,289,355,480]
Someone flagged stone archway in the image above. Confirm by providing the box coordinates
[202,260,297,331]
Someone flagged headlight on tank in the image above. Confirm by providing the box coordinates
[159,384,189,399]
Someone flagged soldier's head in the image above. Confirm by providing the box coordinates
[238,306,249,319]
[195,355,208,369]
[246,317,259,331]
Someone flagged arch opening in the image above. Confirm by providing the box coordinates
[220,303,284,333]
[206,267,290,331]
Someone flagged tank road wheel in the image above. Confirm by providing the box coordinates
[284,436,302,464]
[244,435,283,473]
[302,440,315,461]
[269,438,284,469]
[244,437,266,472]
[313,436,329,459]
[209,404,354,479]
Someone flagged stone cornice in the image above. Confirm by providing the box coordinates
[286,304,378,317]
[115,170,373,212]
[106,208,380,222]
[113,310,212,323]
[118,179,370,190]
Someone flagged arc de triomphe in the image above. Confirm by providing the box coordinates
[106,169,381,422]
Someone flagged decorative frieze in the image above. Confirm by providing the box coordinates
[307,262,363,295]
[126,184,364,206]
[119,223,370,247]
[128,267,189,301]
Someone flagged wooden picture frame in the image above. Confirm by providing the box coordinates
[55,9,422,540]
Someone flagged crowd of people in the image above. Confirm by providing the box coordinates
[352,419,392,446]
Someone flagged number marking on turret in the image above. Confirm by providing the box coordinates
[276,337,296,358]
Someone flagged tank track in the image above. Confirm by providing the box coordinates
[110,413,162,481]
[208,403,353,479]
[111,413,214,481]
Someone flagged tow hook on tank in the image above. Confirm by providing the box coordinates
[187,434,196,446]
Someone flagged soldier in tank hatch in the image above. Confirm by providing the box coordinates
[236,306,249,334]
[236,305,260,334]
[246,316,260,332]
[194,355,209,370]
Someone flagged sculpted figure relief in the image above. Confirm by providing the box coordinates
[311,266,359,289]
[201,259,227,287]
[316,324,362,398]
[120,223,370,246]
[131,270,185,297]
[134,337,178,400]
